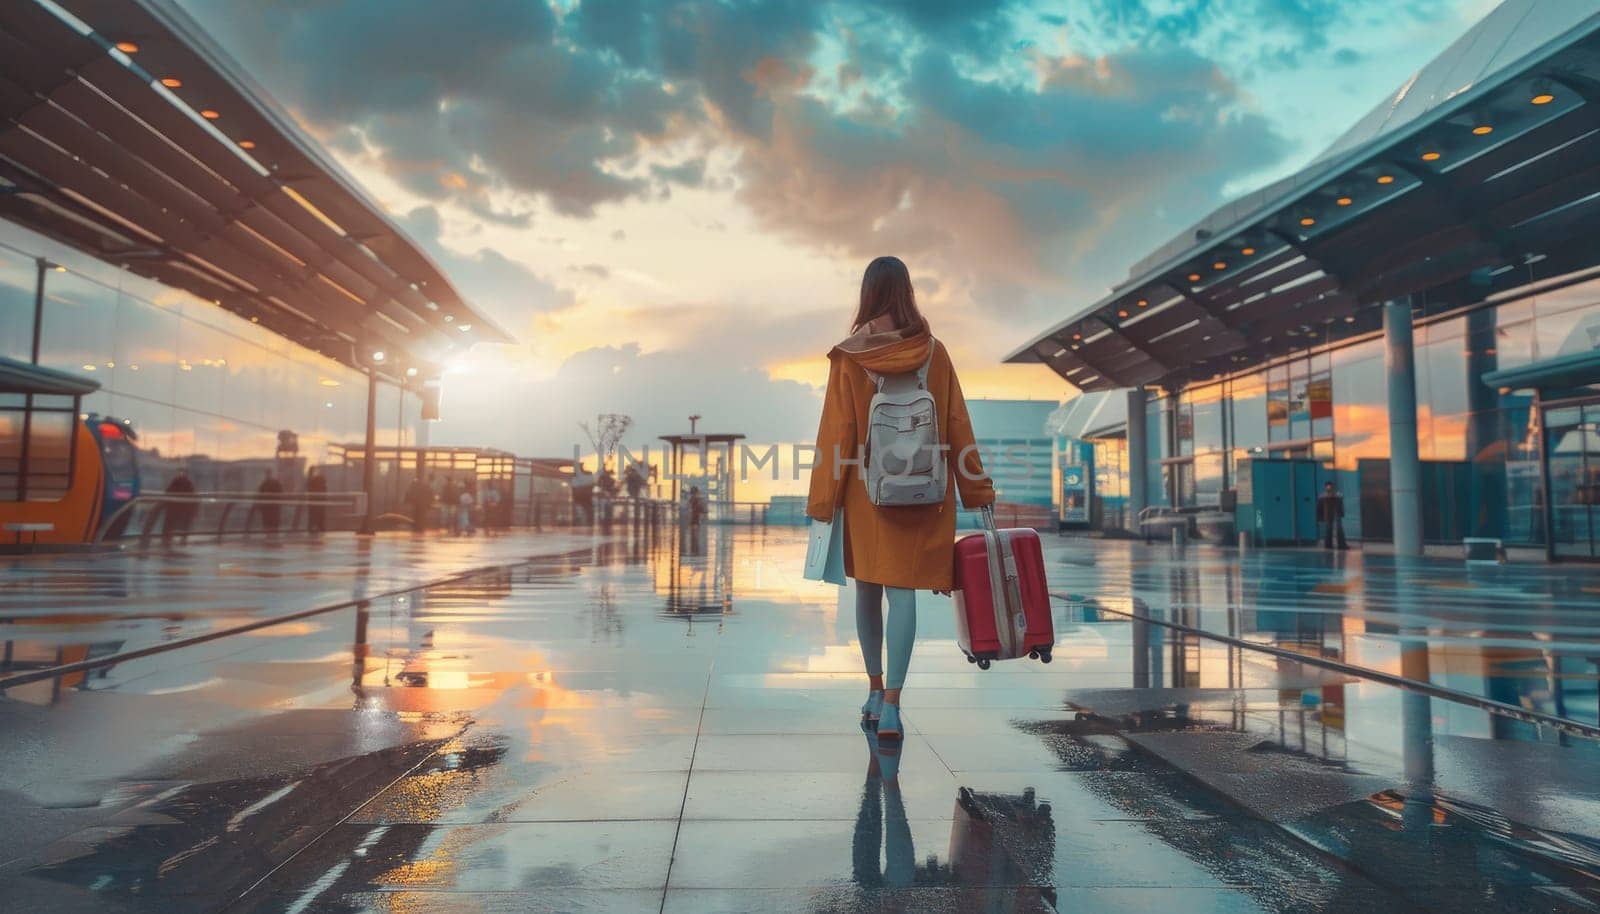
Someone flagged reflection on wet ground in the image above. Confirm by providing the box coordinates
[1050,543,1600,729]
[0,528,1597,912]
[0,531,597,689]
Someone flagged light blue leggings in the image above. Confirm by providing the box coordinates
[856,582,916,689]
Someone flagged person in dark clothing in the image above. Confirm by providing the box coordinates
[163,469,197,546]
[442,478,461,534]
[688,485,707,526]
[306,467,328,534]
[596,466,617,525]
[258,471,285,534]
[572,463,595,525]
[623,463,645,500]
[1317,481,1348,550]
[406,475,434,532]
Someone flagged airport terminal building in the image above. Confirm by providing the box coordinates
[0,0,507,535]
[1013,1,1600,559]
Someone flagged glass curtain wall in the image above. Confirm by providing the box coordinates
[2,229,420,532]
[1174,382,1225,507]
[1137,273,1600,546]
[1144,394,1170,509]
[1091,436,1129,531]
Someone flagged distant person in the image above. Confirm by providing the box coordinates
[162,469,197,546]
[805,255,994,743]
[458,482,477,536]
[257,471,284,534]
[688,485,707,526]
[597,465,617,523]
[442,478,461,534]
[624,463,645,500]
[1318,481,1348,550]
[406,475,434,532]
[572,462,596,524]
[305,467,328,534]
[483,483,503,530]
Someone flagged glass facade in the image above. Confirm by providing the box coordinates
[1091,436,1130,531]
[1142,274,1600,550]
[1,222,421,529]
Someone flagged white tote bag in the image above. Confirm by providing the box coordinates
[803,509,847,586]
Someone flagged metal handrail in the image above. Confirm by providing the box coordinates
[95,491,367,545]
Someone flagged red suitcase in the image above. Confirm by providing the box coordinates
[952,506,1054,668]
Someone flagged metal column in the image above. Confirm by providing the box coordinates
[1126,386,1149,519]
[359,371,378,535]
[1384,299,1423,557]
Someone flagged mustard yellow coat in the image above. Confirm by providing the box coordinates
[806,319,995,591]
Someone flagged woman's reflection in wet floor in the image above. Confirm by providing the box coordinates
[853,724,916,890]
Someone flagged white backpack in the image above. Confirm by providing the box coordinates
[862,350,946,506]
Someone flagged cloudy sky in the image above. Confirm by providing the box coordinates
[178,0,1498,459]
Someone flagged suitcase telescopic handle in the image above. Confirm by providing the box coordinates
[980,504,996,531]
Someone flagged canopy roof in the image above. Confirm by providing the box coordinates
[0,355,100,396]
[0,0,512,382]
[1009,0,1600,393]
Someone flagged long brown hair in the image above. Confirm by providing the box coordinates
[852,256,924,331]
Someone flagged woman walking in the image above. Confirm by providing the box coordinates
[807,256,994,741]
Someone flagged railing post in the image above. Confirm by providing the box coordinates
[358,371,378,536]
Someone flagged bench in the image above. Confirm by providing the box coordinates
[1464,536,1504,565]
[5,521,54,546]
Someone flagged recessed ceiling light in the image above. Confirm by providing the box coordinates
[1300,216,1316,227]
[1532,92,1555,105]
[115,41,139,53]
[201,109,220,120]
[1241,247,1255,256]
[1472,124,1493,136]
[1137,299,1148,307]
[1187,273,1201,282]
[160,77,182,88]
[1213,261,1226,270]
[1376,174,1395,185]
[1117,309,1129,318]
[239,140,256,149]
[1336,196,1353,206]
[1421,151,1442,161]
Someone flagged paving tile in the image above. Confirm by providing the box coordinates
[683,768,960,821]
[232,889,665,913]
[353,766,690,824]
[259,822,678,893]
[690,734,937,773]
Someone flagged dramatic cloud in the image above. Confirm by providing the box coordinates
[397,206,575,332]
[175,0,1496,458]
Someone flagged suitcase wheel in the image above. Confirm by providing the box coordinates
[976,658,991,670]
[1027,649,1039,660]
[1039,650,1053,664]
[964,653,976,664]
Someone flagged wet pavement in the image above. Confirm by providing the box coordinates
[0,526,1596,912]
[1051,542,1600,730]
[0,530,598,685]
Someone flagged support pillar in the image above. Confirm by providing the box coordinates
[1384,299,1423,557]
[359,371,378,536]
[1126,386,1149,524]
